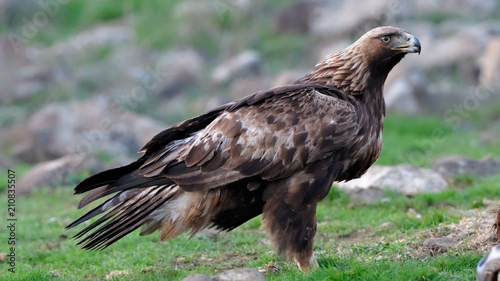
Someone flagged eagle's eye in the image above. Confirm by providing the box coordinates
[380,36,391,43]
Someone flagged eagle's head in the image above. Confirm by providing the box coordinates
[303,26,421,93]
[357,26,421,57]
[355,26,421,73]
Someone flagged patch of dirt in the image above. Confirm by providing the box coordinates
[418,213,498,254]
[105,270,131,280]
[318,202,500,261]
[172,251,261,272]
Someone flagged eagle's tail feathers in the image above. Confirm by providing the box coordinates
[73,161,143,195]
[68,184,178,250]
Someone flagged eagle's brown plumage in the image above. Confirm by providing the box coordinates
[66,26,421,271]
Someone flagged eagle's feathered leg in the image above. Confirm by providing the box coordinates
[262,164,333,271]
[262,185,319,271]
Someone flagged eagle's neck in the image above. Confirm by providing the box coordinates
[316,49,371,93]
[299,45,404,97]
[297,46,371,94]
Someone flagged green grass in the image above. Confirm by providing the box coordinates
[378,114,498,166]
[2,171,499,280]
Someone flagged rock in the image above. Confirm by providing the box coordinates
[229,77,271,100]
[407,208,422,220]
[16,155,104,195]
[0,252,6,262]
[271,70,309,87]
[211,50,261,85]
[423,237,461,253]
[413,0,499,18]
[480,130,500,146]
[107,46,154,81]
[0,34,69,105]
[49,269,61,278]
[181,274,214,281]
[212,268,266,281]
[156,48,205,98]
[384,70,430,114]
[336,164,449,196]
[433,155,500,179]
[274,1,316,35]
[479,36,500,91]
[12,97,165,162]
[28,23,134,60]
[376,222,395,231]
[310,0,411,38]
[477,245,500,281]
[345,188,385,205]
[413,31,484,70]
[316,40,352,62]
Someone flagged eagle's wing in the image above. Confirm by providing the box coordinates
[137,85,360,192]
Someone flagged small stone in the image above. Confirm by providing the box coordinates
[377,222,395,231]
[181,273,214,281]
[49,269,61,278]
[407,208,422,220]
[213,268,266,281]
[105,270,130,280]
[345,187,385,205]
[423,237,461,253]
[211,50,261,85]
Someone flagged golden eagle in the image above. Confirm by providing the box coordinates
[67,26,421,271]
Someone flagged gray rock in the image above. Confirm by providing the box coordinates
[213,268,266,281]
[412,31,484,70]
[12,97,165,162]
[345,188,385,205]
[433,155,500,179]
[384,71,429,114]
[16,155,104,195]
[480,130,500,146]
[274,1,316,35]
[29,23,134,60]
[310,0,411,38]
[211,50,261,85]
[423,237,461,253]
[272,70,309,87]
[156,48,205,98]
[336,164,449,196]
[413,0,498,18]
[182,273,214,281]
[229,77,271,100]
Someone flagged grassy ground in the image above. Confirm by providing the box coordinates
[2,176,498,280]
[2,114,500,280]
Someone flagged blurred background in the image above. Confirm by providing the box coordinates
[1,0,500,194]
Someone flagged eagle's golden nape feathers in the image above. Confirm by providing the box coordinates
[66,26,420,271]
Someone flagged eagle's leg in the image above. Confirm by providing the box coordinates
[262,185,319,271]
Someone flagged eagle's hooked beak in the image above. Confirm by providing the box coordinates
[392,33,421,55]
